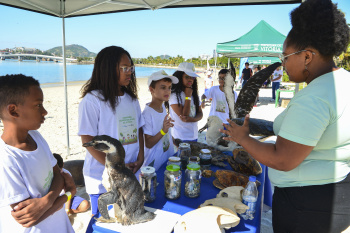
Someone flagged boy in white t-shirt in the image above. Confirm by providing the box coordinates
[0,74,75,233]
[53,153,90,215]
[201,69,237,124]
[142,70,178,170]
[270,66,283,102]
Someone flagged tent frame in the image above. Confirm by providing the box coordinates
[0,0,302,156]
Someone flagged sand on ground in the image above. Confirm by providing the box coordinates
[0,72,294,233]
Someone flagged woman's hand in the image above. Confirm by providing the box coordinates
[184,87,193,97]
[220,114,250,145]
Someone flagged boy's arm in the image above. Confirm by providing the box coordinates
[10,165,66,227]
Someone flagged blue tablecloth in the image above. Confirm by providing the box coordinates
[86,153,272,233]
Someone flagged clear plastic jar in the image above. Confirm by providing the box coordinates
[139,166,157,202]
[164,164,182,200]
[178,143,191,170]
[167,156,181,167]
[185,163,201,198]
[199,149,212,170]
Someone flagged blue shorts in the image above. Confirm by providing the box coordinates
[89,194,102,215]
[70,195,85,210]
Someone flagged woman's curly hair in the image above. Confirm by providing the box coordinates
[81,46,138,112]
[171,71,200,113]
[287,0,349,57]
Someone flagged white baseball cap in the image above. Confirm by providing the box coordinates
[147,70,179,87]
[177,62,200,78]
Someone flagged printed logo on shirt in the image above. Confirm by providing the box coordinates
[190,105,196,118]
[162,133,170,152]
[118,108,138,145]
[43,170,53,191]
[215,100,226,113]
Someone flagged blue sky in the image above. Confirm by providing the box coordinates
[0,1,349,58]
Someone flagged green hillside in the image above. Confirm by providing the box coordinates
[45,44,96,58]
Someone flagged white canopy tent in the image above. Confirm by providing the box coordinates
[0,0,301,156]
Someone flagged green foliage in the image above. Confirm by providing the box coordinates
[337,43,350,71]
[282,71,289,82]
[133,55,239,69]
[45,44,96,58]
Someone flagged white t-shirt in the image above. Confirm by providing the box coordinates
[142,103,174,171]
[205,76,214,89]
[204,86,237,124]
[78,90,145,194]
[169,92,198,141]
[272,69,283,83]
[0,131,74,233]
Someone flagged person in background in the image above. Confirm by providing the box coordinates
[78,46,145,216]
[270,66,283,102]
[53,153,90,215]
[221,0,350,232]
[142,70,178,170]
[253,65,261,106]
[241,62,253,88]
[170,62,203,142]
[204,71,214,102]
[0,74,75,233]
[201,69,237,124]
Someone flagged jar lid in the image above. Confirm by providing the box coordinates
[166,164,180,172]
[249,176,256,182]
[168,156,180,162]
[141,166,155,174]
[200,149,211,154]
[179,142,190,148]
[187,163,200,171]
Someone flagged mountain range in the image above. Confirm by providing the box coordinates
[45,44,96,58]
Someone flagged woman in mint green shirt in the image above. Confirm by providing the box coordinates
[221,0,350,232]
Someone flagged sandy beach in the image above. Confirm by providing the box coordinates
[0,72,293,233]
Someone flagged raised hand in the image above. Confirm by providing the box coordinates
[220,114,250,144]
[162,113,174,134]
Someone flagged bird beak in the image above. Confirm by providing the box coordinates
[198,123,208,133]
[83,141,94,147]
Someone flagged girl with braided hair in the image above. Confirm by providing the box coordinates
[169,62,203,142]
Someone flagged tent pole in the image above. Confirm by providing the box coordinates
[214,51,217,86]
[227,58,230,69]
[61,16,70,157]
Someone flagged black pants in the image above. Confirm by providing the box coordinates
[272,174,350,233]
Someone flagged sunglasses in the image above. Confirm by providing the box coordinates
[119,66,135,73]
[279,50,316,63]
[184,75,196,80]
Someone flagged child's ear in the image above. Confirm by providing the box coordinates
[149,86,154,93]
[7,104,19,118]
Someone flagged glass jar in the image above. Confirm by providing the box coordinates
[185,163,201,198]
[189,156,199,165]
[178,142,191,170]
[167,156,181,167]
[164,164,182,200]
[199,149,212,170]
[139,166,157,202]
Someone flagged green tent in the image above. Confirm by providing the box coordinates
[216,20,286,58]
[248,56,281,65]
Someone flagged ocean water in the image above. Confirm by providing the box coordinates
[0,59,177,84]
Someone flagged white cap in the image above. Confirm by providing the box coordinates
[177,62,200,78]
[147,70,179,87]
[206,71,212,76]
